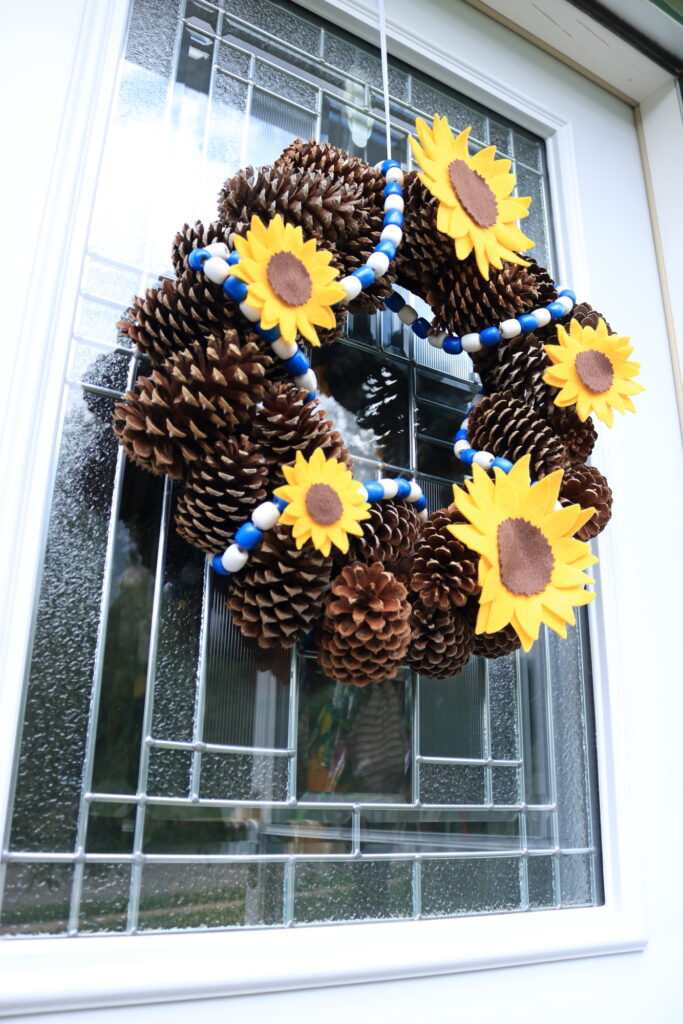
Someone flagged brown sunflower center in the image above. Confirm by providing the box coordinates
[305,483,343,525]
[497,517,554,596]
[448,159,498,228]
[267,250,313,307]
[575,350,614,393]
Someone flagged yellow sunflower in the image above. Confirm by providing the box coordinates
[231,214,346,345]
[409,115,534,280]
[543,317,643,427]
[273,448,370,557]
[448,456,597,652]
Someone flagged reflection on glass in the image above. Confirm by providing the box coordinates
[360,809,519,854]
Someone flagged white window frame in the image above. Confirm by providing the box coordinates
[3,0,681,1014]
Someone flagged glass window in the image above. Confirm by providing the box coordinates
[0,0,601,936]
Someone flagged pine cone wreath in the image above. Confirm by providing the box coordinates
[551,407,597,465]
[560,463,613,540]
[227,524,333,649]
[345,499,420,571]
[171,220,230,277]
[175,436,269,554]
[317,562,412,686]
[476,325,556,416]
[468,391,569,479]
[463,600,522,659]
[410,507,480,611]
[406,602,474,679]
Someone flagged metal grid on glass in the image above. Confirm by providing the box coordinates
[0,0,601,937]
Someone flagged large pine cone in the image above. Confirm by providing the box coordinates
[551,408,597,465]
[468,391,568,479]
[406,603,474,679]
[171,220,230,277]
[253,382,352,482]
[317,562,411,686]
[560,464,612,540]
[475,324,555,416]
[227,524,333,649]
[346,499,420,571]
[175,436,269,553]
[464,601,522,659]
[410,507,480,611]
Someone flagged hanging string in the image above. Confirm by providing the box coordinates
[377,0,392,159]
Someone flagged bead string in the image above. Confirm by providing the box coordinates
[211,477,428,577]
[452,390,513,473]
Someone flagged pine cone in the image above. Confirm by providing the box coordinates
[276,138,383,208]
[570,300,614,334]
[476,324,556,416]
[560,464,612,540]
[406,603,474,678]
[227,524,333,648]
[346,499,420,571]
[253,382,352,482]
[175,436,269,553]
[171,220,230,277]
[317,562,411,686]
[410,507,480,611]
[464,600,522,659]
[468,391,569,479]
[551,407,597,465]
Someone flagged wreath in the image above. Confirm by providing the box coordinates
[113,115,642,685]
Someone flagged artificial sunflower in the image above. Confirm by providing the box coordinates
[543,317,643,427]
[409,115,534,280]
[231,214,346,345]
[448,456,597,652]
[274,448,370,557]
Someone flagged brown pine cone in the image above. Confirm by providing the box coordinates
[468,391,569,479]
[559,464,612,540]
[276,138,383,209]
[175,436,269,553]
[406,602,474,679]
[317,562,411,686]
[475,324,556,416]
[227,524,333,649]
[464,600,522,659]
[171,220,230,277]
[570,300,614,334]
[346,499,420,571]
[253,382,352,483]
[410,507,480,611]
[551,408,597,465]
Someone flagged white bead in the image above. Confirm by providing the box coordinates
[239,300,261,322]
[454,439,469,457]
[556,294,574,314]
[203,255,230,285]
[473,451,495,470]
[204,242,229,259]
[531,307,552,327]
[366,251,390,278]
[385,166,404,184]
[418,509,428,522]
[429,331,446,349]
[407,482,422,503]
[380,224,403,247]
[462,332,482,353]
[294,369,317,392]
[271,338,298,360]
[378,478,399,499]
[460,417,470,432]
[398,304,418,326]
[500,318,522,339]
[384,194,404,213]
[251,501,281,532]
[221,544,249,573]
[340,275,362,302]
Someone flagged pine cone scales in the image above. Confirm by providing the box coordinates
[406,603,474,678]
[468,391,568,479]
[253,383,352,480]
[552,408,597,465]
[318,562,411,686]
[228,525,333,649]
[463,602,522,659]
[477,326,555,414]
[560,464,613,540]
[346,499,419,570]
[410,508,480,611]
[171,220,229,276]
[175,436,269,553]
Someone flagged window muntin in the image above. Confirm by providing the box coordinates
[0,0,601,936]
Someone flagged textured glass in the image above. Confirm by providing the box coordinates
[76,297,125,345]
[527,856,556,908]
[410,77,486,143]
[79,864,131,933]
[200,752,289,801]
[324,34,408,101]
[84,257,141,305]
[488,120,512,156]
[222,0,322,56]
[147,748,192,798]
[70,344,132,394]
[248,90,316,169]
[492,767,521,805]
[420,764,486,805]
[295,861,412,923]
[207,71,248,172]
[86,801,136,854]
[560,854,593,907]
[488,654,520,760]
[360,810,519,854]
[255,59,317,107]
[0,864,73,936]
[514,132,542,170]
[420,660,485,757]
[517,166,552,273]
[518,637,552,806]
[421,857,521,916]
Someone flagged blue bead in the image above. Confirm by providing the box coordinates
[558,289,576,303]
[383,181,402,197]
[547,301,565,320]
[223,275,248,302]
[255,324,280,342]
[411,317,430,339]
[364,481,385,502]
[234,522,263,551]
[414,496,427,512]
[480,326,501,347]
[460,448,477,466]
[228,251,241,265]
[384,290,405,312]
[273,496,288,513]
[455,429,468,442]
[188,248,210,271]
[282,351,310,376]
[303,391,317,404]
[375,239,397,260]
[518,313,539,333]
[395,478,412,500]
[443,335,462,355]
[492,457,514,474]
[351,265,376,289]
[381,158,401,172]
[383,209,404,228]
[211,553,230,576]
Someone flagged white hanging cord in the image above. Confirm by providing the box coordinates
[377,0,392,159]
